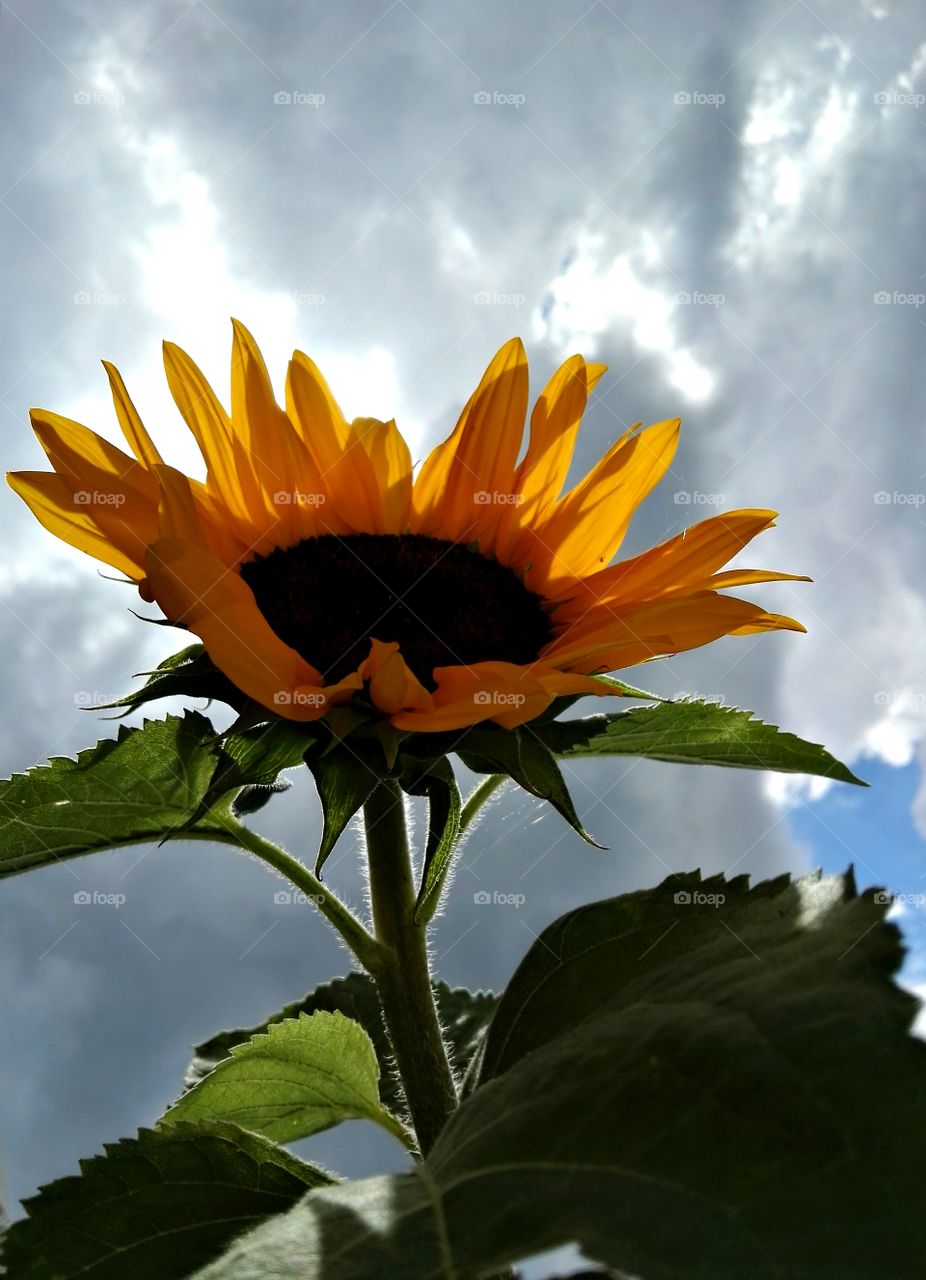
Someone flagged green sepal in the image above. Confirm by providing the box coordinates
[397,755,463,923]
[459,726,602,846]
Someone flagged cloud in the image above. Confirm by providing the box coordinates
[2,0,924,1225]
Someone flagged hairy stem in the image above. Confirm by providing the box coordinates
[460,772,507,833]
[224,820,382,974]
[364,778,458,1154]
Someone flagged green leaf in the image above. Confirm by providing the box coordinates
[304,738,383,875]
[460,726,602,845]
[475,867,843,1081]
[161,1011,408,1145]
[398,756,462,923]
[90,643,246,716]
[193,872,926,1279]
[1,1121,333,1280]
[0,712,243,878]
[186,973,498,1118]
[535,698,865,784]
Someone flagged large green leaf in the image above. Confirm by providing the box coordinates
[534,698,865,784]
[193,872,926,1279]
[1,1121,333,1280]
[0,712,243,877]
[162,1011,408,1145]
[185,973,498,1117]
[475,867,802,1081]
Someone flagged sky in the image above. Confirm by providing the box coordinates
[1,1,925,1274]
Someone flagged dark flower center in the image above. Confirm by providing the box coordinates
[240,533,553,687]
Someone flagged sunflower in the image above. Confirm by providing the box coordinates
[8,322,806,732]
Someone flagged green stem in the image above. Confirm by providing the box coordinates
[460,773,507,833]
[224,820,382,974]
[364,779,458,1155]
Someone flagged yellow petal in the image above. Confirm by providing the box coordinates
[360,639,433,714]
[30,408,157,503]
[7,470,146,578]
[101,361,164,469]
[390,659,550,731]
[285,352,378,533]
[352,418,413,533]
[162,339,262,527]
[558,509,781,614]
[412,338,528,544]
[543,591,803,671]
[533,418,680,583]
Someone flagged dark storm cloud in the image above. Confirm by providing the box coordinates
[1,0,924,1246]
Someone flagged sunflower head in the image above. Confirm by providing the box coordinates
[8,321,806,751]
